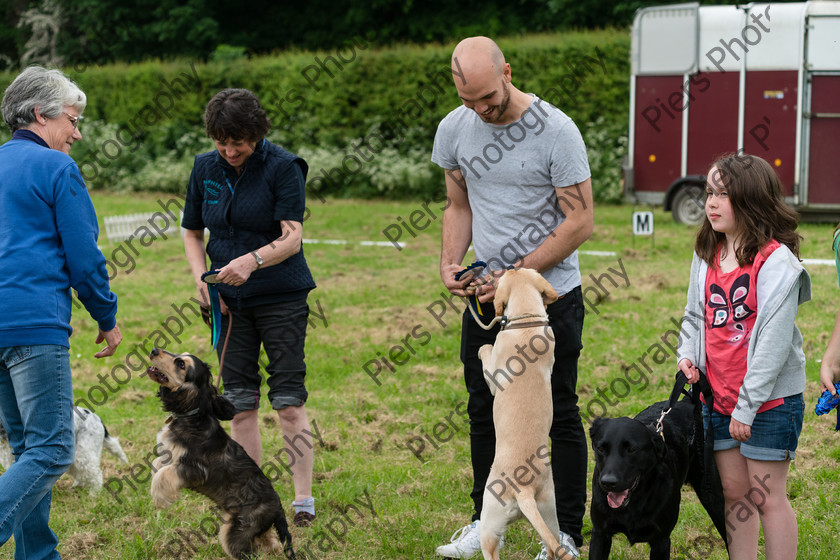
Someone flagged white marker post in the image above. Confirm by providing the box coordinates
[632,210,654,248]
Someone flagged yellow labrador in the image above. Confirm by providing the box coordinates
[477,269,573,560]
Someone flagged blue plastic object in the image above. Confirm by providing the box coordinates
[201,270,223,349]
[815,382,840,431]
[454,261,486,282]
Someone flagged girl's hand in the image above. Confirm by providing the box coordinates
[730,418,751,442]
[678,358,700,384]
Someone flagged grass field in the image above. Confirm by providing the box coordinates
[2,192,839,560]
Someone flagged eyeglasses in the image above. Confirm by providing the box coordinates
[62,112,83,130]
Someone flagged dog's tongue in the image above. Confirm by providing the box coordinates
[607,489,629,509]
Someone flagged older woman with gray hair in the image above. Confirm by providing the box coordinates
[0,66,121,558]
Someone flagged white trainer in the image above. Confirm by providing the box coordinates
[436,521,482,558]
[534,531,580,559]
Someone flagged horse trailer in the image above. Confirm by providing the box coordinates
[623,1,840,224]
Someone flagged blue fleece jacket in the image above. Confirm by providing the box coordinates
[0,131,117,348]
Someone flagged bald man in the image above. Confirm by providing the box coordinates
[432,37,592,559]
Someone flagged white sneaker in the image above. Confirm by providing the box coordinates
[436,521,482,558]
[534,531,580,559]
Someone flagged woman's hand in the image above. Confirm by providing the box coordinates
[216,254,259,287]
[94,324,122,358]
[196,281,229,318]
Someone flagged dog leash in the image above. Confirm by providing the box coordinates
[657,370,718,490]
[466,301,549,331]
[654,370,725,544]
[654,371,693,436]
[458,262,552,331]
[656,370,715,433]
[201,270,235,391]
[216,312,234,391]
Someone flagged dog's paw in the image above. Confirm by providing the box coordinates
[478,344,494,364]
[152,492,177,509]
[151,467,181,509]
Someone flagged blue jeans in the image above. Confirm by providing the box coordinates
[0,345,75,560]
[703,394,805,460]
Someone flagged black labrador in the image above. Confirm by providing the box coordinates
[589,379,728,560]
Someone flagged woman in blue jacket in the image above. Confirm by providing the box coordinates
[0,66,122,559]
[182,89,317,526]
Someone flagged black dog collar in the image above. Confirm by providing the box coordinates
[166,408,201,423]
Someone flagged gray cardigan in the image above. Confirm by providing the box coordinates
[676,244,811,425]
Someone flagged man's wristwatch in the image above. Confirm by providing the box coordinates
[250,251,263,269]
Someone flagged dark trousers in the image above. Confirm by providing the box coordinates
[461,285,588,546]
[216,299,310,412]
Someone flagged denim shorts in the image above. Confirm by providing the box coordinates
[703,393,804,461]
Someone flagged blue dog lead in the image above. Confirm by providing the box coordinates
[200,269,236,391]
[201,270,223,349]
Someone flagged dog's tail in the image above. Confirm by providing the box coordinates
[274,512,296,559]
[518,495,575,560]
[101,422,129,464]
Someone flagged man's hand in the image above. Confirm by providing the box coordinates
[470,268,504,303]
[441,263,472,297]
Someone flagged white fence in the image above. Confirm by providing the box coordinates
[103,213,160,243]
[102,212,196,244]
[101,213,409,249]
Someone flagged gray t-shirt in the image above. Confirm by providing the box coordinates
[431,95,591,294]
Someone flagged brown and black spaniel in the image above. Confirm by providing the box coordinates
[146,348,295,559]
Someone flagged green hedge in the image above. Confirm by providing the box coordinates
[0,30,631,202]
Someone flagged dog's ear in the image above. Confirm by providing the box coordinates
[191,356,213,386]
[535,273,559,307]
[212,395,237,421]
[494,273,512,316]
[589,417,605,442]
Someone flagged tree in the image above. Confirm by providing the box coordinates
[18,0,62,67]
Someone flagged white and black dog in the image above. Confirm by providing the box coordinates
[0,421,11,470]
[0,406,128,492]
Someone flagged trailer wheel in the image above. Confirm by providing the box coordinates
[672,185,705,225]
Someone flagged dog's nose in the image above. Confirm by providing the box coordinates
[150,348,160,357]
[600,473,619,490]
